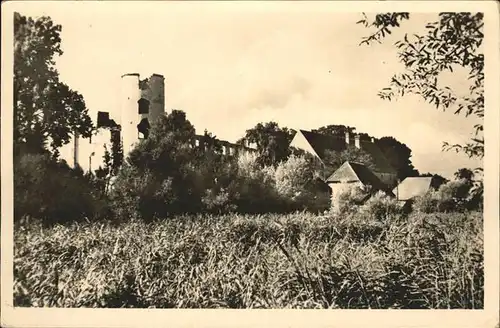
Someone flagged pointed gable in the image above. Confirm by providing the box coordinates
[326,162,360,183]
[327,161,394,195]
[289,130,323,159]
[299,130,347,160]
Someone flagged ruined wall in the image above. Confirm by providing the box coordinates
[121,73,166,157]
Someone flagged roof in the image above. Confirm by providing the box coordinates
[295,130,395,174]
[358,140,396,174]
[392,177,434,201]
[298,130,347,160]
[326,161,394,196]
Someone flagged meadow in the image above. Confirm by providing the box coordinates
[14,210,483,309]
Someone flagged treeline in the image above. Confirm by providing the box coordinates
[15,110,332,225]
[15,109,483,226]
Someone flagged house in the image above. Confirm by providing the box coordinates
[392,176,443,203]
[288,129,397,186]
[326,161,395,204]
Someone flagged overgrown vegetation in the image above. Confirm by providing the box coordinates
[14,211,483,309]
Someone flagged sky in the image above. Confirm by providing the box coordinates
[15,2,482,179]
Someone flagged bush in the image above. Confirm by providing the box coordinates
[361,191,402,220]
[274,155,331,212]
[14,152,104,225]
[412,191,438,213]
[227,152,282,213]
[330,183,371,215]
[413,179,475,214]
[201,188,236,214]
[435,179,472,212]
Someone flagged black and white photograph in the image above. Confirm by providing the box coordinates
[1,1,499,327]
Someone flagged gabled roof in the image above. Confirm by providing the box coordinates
[326,161,394,196]
[392,177,434,201]
[292,130,396,175]
[298,130,347,160]
[358,140,396,174]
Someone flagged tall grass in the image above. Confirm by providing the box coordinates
[14,211,483,309]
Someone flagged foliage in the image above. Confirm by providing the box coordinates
[14,211,483,309]
[226,152,282,213]
[358,12,484,160]
[412,191,438,214]
[14,152,106,225]
[14,13,93,156]
[360,191,403,220]
[419,172,448,187]
[375,136,419,179]
[330,183,372,215]
[323,146,377,173]
[312,125,419,180]
[311,124,357,138]
[274,155,331,212]
[413,178,479,213]
[110,110,204,220]
[274,155,315,199]
[238,122,295,167]
[454,167,474,182]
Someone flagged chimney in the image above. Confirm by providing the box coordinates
[354,134,361,149]
[345,131,350,145]
[73,132,79,168]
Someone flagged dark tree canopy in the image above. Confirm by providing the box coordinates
[127,110,196,173]
[420,172,448,187]
[313,125,419,179]
[311,125,357,139]
[323,146,377,174]
[358,12,484,161]
[238,122,295,166]
[454,168,474,182]
[375,136,419,180]
[14,13,93,157]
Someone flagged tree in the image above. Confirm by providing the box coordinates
[311,124,357,138]
[454,167,474,182]
[419,172,448,188]
[14,13,93,157]
[358,13,484,160]
[323,146,377,174]
[112,110,205,219]
[376,136,419,179]
[238,122,295,167]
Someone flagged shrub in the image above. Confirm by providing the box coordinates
[435,179,472,212]
[227,152,282,213]
[330,183,371,215]
[413,179,475,214]
[273,155,330,212]
[274,155,314,199]
[412,191,438,213]
[14,152,102,225]
[201,188,236,214]
[361,191,402,220]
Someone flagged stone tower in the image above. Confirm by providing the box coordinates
[120,73,166,156]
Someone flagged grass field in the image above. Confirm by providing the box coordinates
[14,211,483,309]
